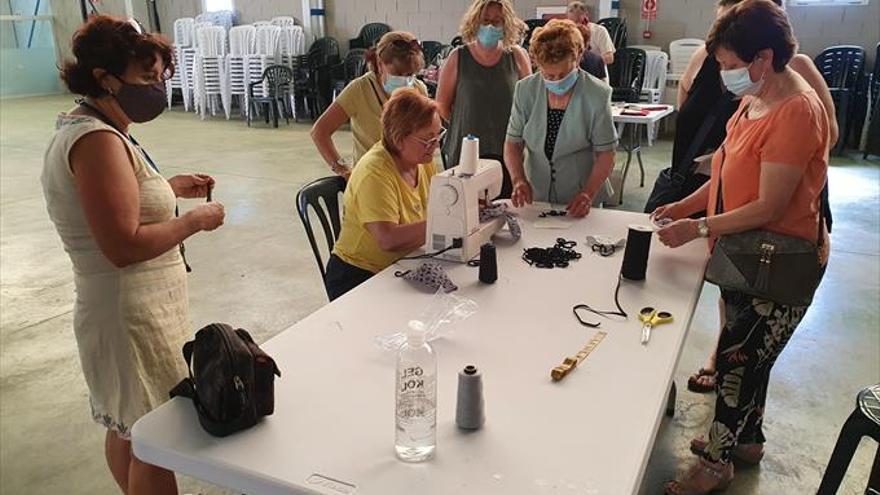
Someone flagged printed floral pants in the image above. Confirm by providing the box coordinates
[703,289,808,463]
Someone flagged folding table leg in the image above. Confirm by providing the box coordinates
[666,381,676,417]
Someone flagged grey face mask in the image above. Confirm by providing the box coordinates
[395,262,458,293]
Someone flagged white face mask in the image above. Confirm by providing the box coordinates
[720,62,764,96]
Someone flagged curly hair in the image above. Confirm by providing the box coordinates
[528,19,585,67]
[60,15,173,97]
[707,0,796,72]
[459,0,526,48]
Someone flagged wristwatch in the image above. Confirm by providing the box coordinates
[697,218,710,238]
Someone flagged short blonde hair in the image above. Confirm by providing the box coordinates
[459,0,526,48]
[381,88,438,156]
[567,1,591,19]
[366,31,425,75]
[529,19,585,67]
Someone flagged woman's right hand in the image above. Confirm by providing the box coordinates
[186,202,225,232]
[332,163,352,180]
[511,179,533,208]
[650,201,685,223]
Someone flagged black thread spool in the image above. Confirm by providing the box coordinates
[620,225,652,281]
[478,243,497,284]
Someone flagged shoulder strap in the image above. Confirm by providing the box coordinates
[676,91,735,176]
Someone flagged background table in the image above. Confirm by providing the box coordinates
[133,207,709,495]
[610,104,676,207]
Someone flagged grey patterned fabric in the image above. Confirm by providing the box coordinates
[479,202,521,240]
[395,262,458,293]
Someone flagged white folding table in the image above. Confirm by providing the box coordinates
[610,104,676,207]
[133,206,708,495]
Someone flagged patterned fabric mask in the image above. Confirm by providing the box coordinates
[395,262,458,293]
[480,202,522,240]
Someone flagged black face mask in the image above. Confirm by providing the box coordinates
[112,78,167,123]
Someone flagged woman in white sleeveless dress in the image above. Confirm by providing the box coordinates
[41,16,225,494]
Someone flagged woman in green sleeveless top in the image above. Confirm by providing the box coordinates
[436,0,531,180]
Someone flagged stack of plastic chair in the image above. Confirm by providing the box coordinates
[183,21,214,114]
[278,25,306,68]
[668,38,704,77]
[597,17,627,49]
[640,50,669,146]
[253,20,272,28]
[814,45,867,154]
[226,25,256,119]
[246,25,283,122]
[166,18,195,110]
[193,25,229,119]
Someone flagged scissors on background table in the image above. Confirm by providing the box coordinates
[639,307,673,345]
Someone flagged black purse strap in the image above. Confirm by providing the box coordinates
[715,102,826,246]
[676,91,735,180]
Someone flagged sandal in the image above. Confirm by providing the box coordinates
[665,458,734,495]
[687,367,716,393]
[689,437,765,465]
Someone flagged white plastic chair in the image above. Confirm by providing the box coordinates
[271,16,297,27]
[253,21,272,28]
[639,51,669,146]
[669,38,705,76]
[227,25,256,119]
[193,25,230,119]
[246,25,282,106]
[277,25,306,67]
[166,18,195,109]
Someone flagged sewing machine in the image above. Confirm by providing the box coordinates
[424,159,506,262]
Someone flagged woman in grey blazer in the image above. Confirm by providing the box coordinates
[504,19,617,217]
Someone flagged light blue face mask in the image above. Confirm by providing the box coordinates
[720,62,764,96]
[383,74,415,95]
[477,24,504,48]
[544,68,579,96]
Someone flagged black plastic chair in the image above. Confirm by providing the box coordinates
[817,384,880,495]
[608,48,646,103]
[292,37,341,120]
[450,35,464,48]
[247,65,294,128]
[522,18,548,49]
[421,41,444,67]
[331,48,368,99]
[296,176,347,293]
[349,22,391,50]
[597,17,627,49]
[815,45,867,154]
[866,44,880,159]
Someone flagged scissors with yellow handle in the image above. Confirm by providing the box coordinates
[639,307,673,345]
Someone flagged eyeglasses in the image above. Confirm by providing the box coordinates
[411,127,447,150]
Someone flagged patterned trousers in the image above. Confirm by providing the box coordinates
[703,289,809,463]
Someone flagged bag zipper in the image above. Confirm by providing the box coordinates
[217,326,248,411]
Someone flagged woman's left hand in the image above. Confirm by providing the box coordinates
[566,191,592,218]
[169,174,215,199]
[657,219,700,248]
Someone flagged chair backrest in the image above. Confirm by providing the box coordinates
[196,10,235,33]
[296,176,347,283]
[174,18,195,47]
[308,37,341,67]
[669,38,704,74]
[814,45,867,90]
[643,50,669,91]
[872,43,880,106]
[229,25,256,56]
[344,49,368,80]
[421,41,443,67]
[263,64,294,95]
[278,25,305,56]
[357,22,391,48]
[450,35,463,47]
[196,25,227,56]
[255,25,282,56]
[253,20,272,28]
[271,16,296,27]
[609,47,647,101]
[597,17,627,49]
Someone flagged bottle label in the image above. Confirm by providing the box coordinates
[396,365,436,428]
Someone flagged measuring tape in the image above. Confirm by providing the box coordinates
[551,331,607,382]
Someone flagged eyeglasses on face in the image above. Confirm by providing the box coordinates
[411,127,447,149]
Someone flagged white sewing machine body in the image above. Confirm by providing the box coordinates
[425,159,505,262]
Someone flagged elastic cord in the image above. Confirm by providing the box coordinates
[572,274,628,328]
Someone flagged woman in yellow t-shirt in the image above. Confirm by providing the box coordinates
[325,89,442,300]
[310,31,428,179]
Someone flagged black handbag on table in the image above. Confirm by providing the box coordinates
[704,107,826,307]
[170,323,281,437]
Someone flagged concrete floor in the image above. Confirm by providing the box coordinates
[0,94,877,494]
